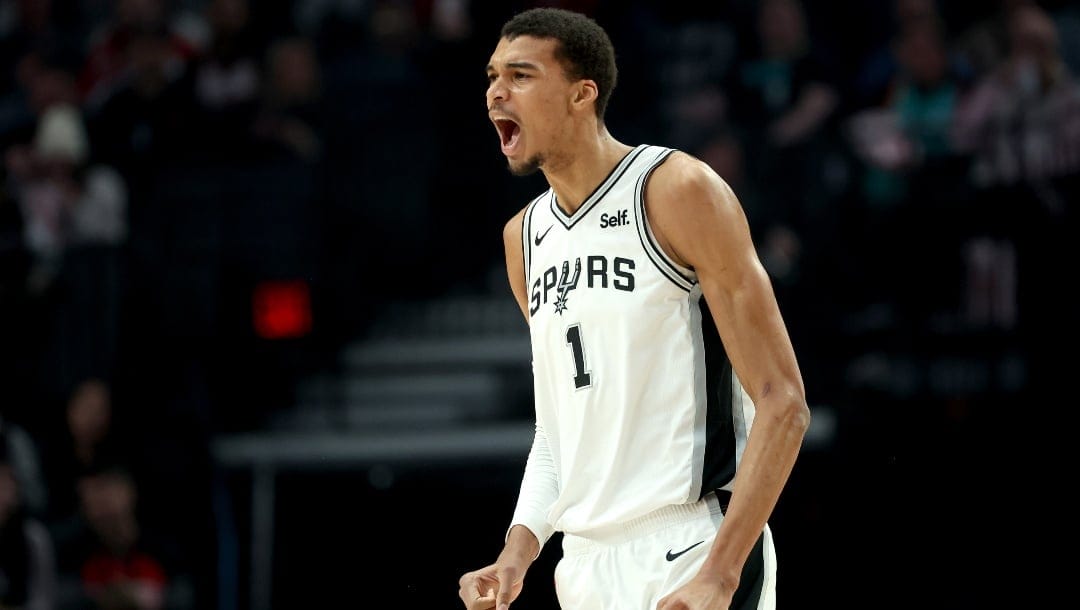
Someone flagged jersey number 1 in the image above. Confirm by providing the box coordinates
[565,324,593,389]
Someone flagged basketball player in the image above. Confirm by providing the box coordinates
[458,8,811,610]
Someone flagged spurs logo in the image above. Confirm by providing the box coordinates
[554,258,581,314]
[528,255,636,317]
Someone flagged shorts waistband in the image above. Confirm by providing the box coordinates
[562,490,730,555]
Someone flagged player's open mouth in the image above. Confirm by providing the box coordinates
[494,118,521,155]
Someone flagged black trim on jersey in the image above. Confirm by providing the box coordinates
[522,192,547,306]
[550,145,648,229]
[698,297,738,498]
[634,148,694,291]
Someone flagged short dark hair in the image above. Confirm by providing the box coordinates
[501,8,617,121]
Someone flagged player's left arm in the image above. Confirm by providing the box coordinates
[646,152,812,597]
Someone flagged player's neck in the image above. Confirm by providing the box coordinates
[544,127,632,215]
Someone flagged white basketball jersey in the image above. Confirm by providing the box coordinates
[521,144,757,535]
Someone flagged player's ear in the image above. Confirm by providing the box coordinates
[572,79,598,111]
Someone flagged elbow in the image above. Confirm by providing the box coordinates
[752,381,811,437]
[790,398,812,437]
[773,388,811,437]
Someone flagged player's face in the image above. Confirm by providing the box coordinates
[485,36,576,176]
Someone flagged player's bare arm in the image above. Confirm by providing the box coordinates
[503,207,530,323]
[645,153,811,595]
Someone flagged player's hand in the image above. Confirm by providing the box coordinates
[458,557,527,610]
[656,574,733,610]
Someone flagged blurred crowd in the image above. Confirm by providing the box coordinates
[0,0,1078,608]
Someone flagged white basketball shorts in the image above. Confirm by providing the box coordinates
[554,491,776,610]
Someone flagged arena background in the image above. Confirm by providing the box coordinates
[1,0,1076,608]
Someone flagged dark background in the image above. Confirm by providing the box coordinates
[2,0,1077,608]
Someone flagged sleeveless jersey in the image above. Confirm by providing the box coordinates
[520,144,757,535]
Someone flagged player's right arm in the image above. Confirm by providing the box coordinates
[500,204,559,549]
[458,207,554,610]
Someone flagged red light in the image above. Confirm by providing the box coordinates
[253,280,312,339]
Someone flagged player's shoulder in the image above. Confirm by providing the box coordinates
[648,149,737,211]
[502,209,524,246]
[652,149,727,187]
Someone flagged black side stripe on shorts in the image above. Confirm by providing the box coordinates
[730,532,766,610]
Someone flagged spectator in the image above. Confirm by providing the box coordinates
[0,60,86,432]
[0,433,56,610]
[952,2,1080,187]
[720,0,842,321]
[1,50,82,161]
[183,0,263,159]
[954,0,1036,81]
[722,0,841,231]
[0,0,85,131]
[42,378,130,529]
[4,102,127,294]
[79,0,197,109]
[846,15,986,331]
[847,17,971,207]
[250,36,324,163]
[724,0,839,150]
[851,0,973,111]
[3,103,127,399]
[75,463,170,610]
[950,4,1077,335]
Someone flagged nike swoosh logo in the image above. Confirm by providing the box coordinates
[534,225,553,246]
[665,540,705,562]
